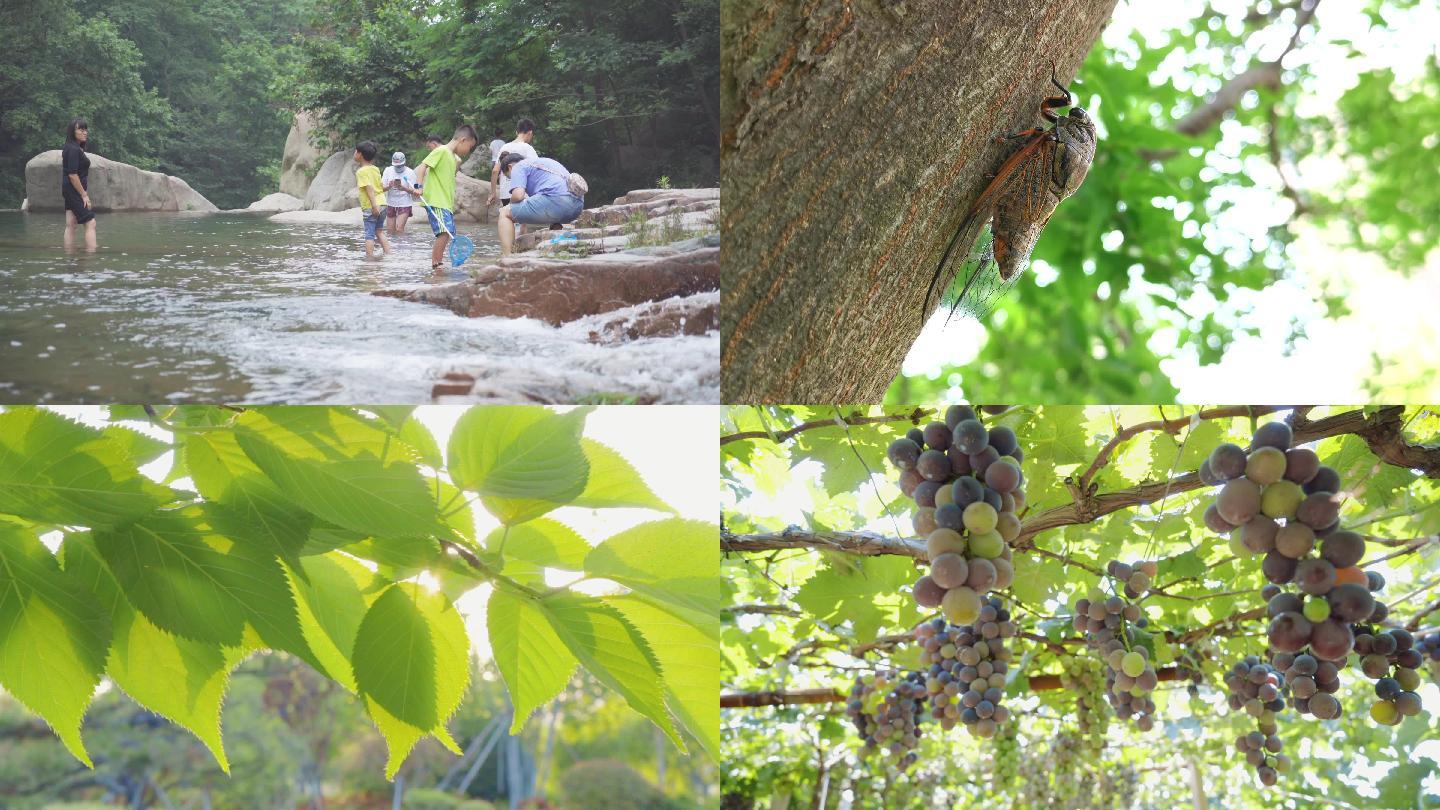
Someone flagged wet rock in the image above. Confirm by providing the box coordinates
[453,173,496,224]
[587,292,720,345]
[576,189,719,228]
[376,247,719,326]
[24,150,218,213]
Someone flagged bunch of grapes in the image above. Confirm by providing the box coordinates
[1071,561,1162,730]
[990,719,1019,793]
[913,597,1018,738]
[1016,731,1140,810]
[1353,624,1427,726]
[1173,649,1207,699]
[1201,420,1384,719]
[844,670,927,769]
[1224,656,1291,786]
[1416,631,1440,668]
[888,405,1022,626]
[1059,655,1110,754]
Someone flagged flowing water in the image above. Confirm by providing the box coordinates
[0,212,719,403]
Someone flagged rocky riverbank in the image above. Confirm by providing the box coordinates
[375,187,720,401]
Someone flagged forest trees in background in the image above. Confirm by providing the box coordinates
[0,0,720,209]
[0,0,312,209]
[293,0,721,204]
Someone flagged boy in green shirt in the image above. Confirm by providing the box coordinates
[414,124,479,271]
[353,140,391,259]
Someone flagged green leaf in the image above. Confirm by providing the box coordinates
[0,524,109,766]
[398,418,444,469]
[91,507,292,646]
[236,429,443,539]
[352,584,439,730]
[290,553,381,691]
[447,406,593,525]
[488,519,592,570]
[570,439,676,513]
[106,602,252,773]
[608,594,719,761]
[186,431,314,573]
[584,518,718,624]
[0,408,178,527]
[793,556,917,641]
[101,424,172,466]
[537,592,682,749]
[488,588,577,734]
[358,584,470,779]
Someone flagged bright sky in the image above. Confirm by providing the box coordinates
[49,405,717,662]
[903,0,1440,401]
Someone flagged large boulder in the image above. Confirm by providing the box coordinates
[454,174,495,224]
[247,192,303,212]
[375,247,719,325]
[302,151,360,212]
[279,111,330,199]
[24,150,217,213]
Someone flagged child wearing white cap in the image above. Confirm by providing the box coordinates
[382,151,420,234]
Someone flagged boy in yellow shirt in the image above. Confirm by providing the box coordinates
[353,141,390,259]
[414,124,479,272]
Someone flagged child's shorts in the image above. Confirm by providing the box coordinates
[362,206,388,240]
[426,206,455,237]
[386,206,413,219]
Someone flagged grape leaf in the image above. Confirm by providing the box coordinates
[0,524,109,766]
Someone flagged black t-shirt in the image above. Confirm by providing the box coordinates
[61,142,90,192]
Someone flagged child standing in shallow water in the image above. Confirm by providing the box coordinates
[414,124,478,272]
[353,141,390,259]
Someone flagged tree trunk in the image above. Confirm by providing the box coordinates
[720,0,1119,402]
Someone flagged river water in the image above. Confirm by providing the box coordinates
[0,212,718,403]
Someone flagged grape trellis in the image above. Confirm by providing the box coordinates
[720,405,1440,809]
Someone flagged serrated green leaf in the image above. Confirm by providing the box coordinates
[0,524,109,766]
[488,588,577,733]
[91,507,290,646]
[361,584,470,779]
[289,553,382,692]
[353,585,439,730]
[447,406,593,525]
[537,592,682,749]
[584,518,718,624]
[236,430,443,539]
[793,556,917,642]
[0,408,179,527]
[101,424,172,466]
[608,594,719,761]
[570,439,675,513]
[487,519,591,570]
[106,602,251,773]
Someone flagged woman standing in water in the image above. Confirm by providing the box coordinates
[62,118,96,251]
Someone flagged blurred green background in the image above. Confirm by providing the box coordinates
[889,0,1440,404]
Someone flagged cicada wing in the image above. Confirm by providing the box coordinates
[937,223,1022,325]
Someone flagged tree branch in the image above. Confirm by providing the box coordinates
[721,407,933,446]
[721,667,1187,708]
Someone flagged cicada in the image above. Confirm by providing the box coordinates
[923,66,1098,324]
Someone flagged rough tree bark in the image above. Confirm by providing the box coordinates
[721,0,1121,402]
